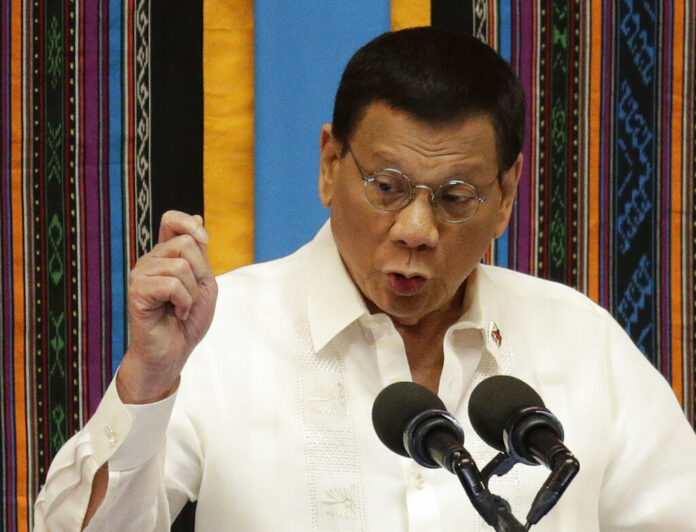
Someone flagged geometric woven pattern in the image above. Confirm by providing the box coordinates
[1,2,139,529]
[448,0,695,420]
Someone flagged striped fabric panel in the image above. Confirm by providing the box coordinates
[446,1,695,420]
[0,0,147,528]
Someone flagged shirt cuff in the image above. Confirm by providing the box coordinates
[85,377,177,471]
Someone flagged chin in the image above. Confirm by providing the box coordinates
[375,295,432,323]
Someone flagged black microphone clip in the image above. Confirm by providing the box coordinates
[404,409,465,471]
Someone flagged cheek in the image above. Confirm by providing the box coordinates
[329,189,378,269]
[441,221,498,276]
[331,189,369,246]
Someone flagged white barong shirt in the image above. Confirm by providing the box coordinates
[35,222,696,531]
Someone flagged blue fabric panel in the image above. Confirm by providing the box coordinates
[253,1,391,262]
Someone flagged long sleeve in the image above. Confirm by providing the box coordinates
[33,379,177,531]
[598,317,696,530]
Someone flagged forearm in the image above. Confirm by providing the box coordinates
[34,378,177,531]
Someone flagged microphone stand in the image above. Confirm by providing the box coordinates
[410,413,526,532]
[449,450,527,532]
[479,450,579,529]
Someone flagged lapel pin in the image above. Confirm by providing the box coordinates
[488,320,502,347]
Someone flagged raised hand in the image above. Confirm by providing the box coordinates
[116,211,218,404]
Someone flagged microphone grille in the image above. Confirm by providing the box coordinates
[468,375,544,451]
[372,381,446,457]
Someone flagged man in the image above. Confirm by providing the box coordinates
[35,27,696,531]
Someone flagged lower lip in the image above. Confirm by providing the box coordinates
[387,273,427,296]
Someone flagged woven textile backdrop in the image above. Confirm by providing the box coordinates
[1,1,694,530]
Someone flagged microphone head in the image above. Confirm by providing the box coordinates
[468,375,545,452]
[372,381,446,457]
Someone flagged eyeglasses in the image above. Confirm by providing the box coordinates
[347,146,489,224]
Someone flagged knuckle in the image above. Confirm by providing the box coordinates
[165,276,181,292]
[178,233,196,248]
[161,209,177,223]
[171,257,190,277]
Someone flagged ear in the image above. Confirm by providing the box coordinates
[493,153,523,238]
[318,124,341,208]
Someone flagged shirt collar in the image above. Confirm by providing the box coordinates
[455,264,507,361]
[306,222,508,361]
[306,221,368,353]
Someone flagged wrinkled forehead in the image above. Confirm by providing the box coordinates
[348,101,501,165]
[348,103,500,175]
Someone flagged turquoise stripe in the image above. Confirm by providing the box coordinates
[109,0,125,372]
[495,1,513,269]
[499,1,512,62]
[253,1,391,262]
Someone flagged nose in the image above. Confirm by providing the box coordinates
[389,189,439,249]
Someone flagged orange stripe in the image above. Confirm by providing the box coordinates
[587,0,602,303]
[669,4,685,405]
[203,1,255,275]
[390,1,430,30]
[11,0,28,528]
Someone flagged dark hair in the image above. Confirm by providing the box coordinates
[332,27,525,171]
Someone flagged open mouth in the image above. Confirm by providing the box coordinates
[387,272,427,296]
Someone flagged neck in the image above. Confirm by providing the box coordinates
[395,314,457,393]
[365,285,466,393]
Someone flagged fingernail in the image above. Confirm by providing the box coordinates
[195,226,210,243]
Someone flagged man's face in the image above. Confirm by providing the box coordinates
[319,102,522,327]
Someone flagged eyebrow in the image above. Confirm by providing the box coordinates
[370,156,490,185]
[370,148,488,170]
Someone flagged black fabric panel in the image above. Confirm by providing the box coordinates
[151,5,202,529]
[151,0,204,228]
[431,0,473,32]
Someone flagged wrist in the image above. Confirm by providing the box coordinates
[116,353,181,404]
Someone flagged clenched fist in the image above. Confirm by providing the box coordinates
[116,211,218,404]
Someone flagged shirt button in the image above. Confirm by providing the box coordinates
[105,424,118,443]
[412,472,425,490]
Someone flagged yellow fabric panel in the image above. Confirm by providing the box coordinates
[204,1,255,274]
[391,0,430,30]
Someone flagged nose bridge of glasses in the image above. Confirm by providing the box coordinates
[412,183,437,204]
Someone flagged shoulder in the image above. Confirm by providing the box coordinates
[215,240,312,302]
[478,263,608,319]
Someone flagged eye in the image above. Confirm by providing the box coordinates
[365,171,410,210]
[372,172,408,195]
[441,191,474,204]
[375,176,397,193]
[439,183,477,204]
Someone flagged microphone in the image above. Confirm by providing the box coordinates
[371,381,465,472]
[372,382,526,531]
[468,375,579,525]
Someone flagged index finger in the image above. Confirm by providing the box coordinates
[158,210,210,245]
